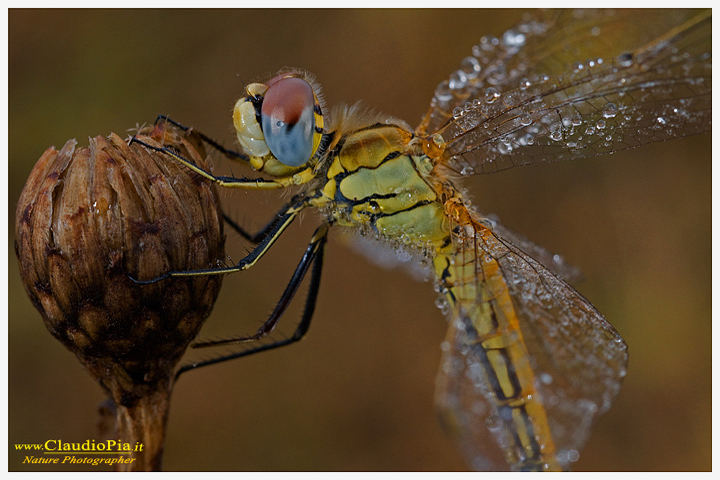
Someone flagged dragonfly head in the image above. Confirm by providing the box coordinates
[233,69,325,177]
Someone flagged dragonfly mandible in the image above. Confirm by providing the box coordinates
[131,8,711,471]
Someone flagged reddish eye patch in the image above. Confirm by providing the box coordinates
[262,77,314,126]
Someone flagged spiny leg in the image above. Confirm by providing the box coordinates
[195,223,329,347]
[223,212,263,245]
[223,194,308,245]
[153,114,248,163]
[130,196,309,284]
[176,223,329,379]
[129,135,285,190]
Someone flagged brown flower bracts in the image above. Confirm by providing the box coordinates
[15,123,225,470]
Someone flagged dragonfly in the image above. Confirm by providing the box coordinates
[131,9,711,471]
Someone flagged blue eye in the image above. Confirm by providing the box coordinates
[261,76,317,167]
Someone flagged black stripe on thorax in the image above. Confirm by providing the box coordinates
[331,149,406,189]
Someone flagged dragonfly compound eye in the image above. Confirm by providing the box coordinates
[261,76,320,167]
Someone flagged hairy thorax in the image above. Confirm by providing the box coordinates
[314,122,453,249]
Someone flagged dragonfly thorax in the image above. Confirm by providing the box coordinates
[314,122,452,249]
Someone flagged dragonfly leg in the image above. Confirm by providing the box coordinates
[223,213,265,244]
[175,223,329,379]
[223,194,308,244]
[153,114,248,163]
[129,135,286,190]
[130,196,309,285]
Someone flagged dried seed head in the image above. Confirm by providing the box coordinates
[15,124,225,401]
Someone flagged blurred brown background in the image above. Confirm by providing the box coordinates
[9,9,710,471]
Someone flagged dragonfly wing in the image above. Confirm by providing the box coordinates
[480,214,583,284]
[340,230,432,281]
[341,216,580,284]
[435,214,628,469]
[418,9,711,175]
[487,224,629,447]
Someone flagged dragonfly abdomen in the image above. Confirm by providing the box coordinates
[432,210,562,471]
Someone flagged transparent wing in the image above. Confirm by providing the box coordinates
[341,217,581,285]
[339,230,432,282]
[435,214,628,470]
[417,9,711,175]
[481,213,583,284]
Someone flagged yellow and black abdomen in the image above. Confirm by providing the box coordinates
[321,124,448,246]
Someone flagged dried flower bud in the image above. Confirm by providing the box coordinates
[15,124,225,470]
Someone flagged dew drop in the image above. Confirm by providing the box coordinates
[519,113,532,126]
[459,56,481,79]
[571,114,583,126]
[602,103,618,118]
[618,52,634,67]
[479,35,499,51]
[502,29,526,48]
[486,415,503,431]
[484,87,500,103]
[435,296,450,315]
[497,142,511,154]
[596,119,606,130]
[434,81,452,102]
[448,71,466,90]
